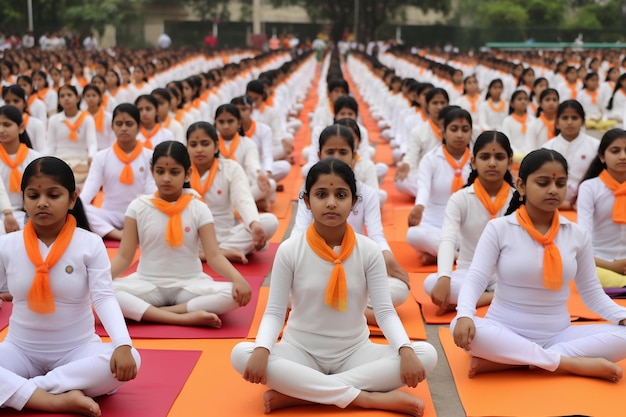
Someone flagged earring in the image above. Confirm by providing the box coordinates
[519,194,524,202]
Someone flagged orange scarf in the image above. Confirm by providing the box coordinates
[245,120,256,138]
[488,99,505,112]
[529,102,537,115]
[219,133,241,160]
[516,205,562,290]
[306,223,356,312]
[466,94,479,113]
[429,120,442,141]
[190,159,219,198]
[93,107,105,132]
[112,142,143,184]
[599,170,626,224]
[151,192,194,247]
[566,81,578,99]
[140,124,161,149]
[0,143,29,192]
[473,179,511,219]
[175,110,185,123]
[540,114,556,140]
[35,88,49,101]
[586,90,598,105]
[163,115,172,129]
[24,215,77,314]
[22,114,30,129]
[102,95,109,109]
[512,113,528,133]
[63,111,88,141]
[27,95,37,109]
[442,146,470,193]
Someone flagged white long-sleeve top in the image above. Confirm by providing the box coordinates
[541,133,599,202]
[578,89,609,120]
[136,125,175,149]
[526,116,554,151]
[415,146,472,228]
[477,100,508,131]
[252,105,286,149]
[23,116,47,153]
[456,215,626,336]
[80,145,156,213]
[199,159,260,240]
[437,183,515,279]
[292,181,390,253]
[500,114,535,155]
[221,136,263,184]
[401,121,441,173]
[0,227,132,353]
[247,121,274,174]
[255,232,411,358]
[46,111,98,160]
[0,147,43,211]
[28,98,47,124]
[607,89,626,120]
[577,177,626,262]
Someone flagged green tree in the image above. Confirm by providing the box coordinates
[61,0,146,37]
[268,0,449,42]
[0,0,24,34]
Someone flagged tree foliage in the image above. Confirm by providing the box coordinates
[268,0,450,42]
[62,0,145,37]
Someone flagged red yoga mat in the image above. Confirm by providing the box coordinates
[96,275,265,339]
[2,349,201,417]
[0,301,12,331]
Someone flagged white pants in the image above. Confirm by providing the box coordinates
[423,269,497,304]
[217,213,278,254]
[0,339,141,410]
[231,340,437,408]
[406,222,441,256]
[114,277,238,321]
[272,160,292,183]
[394,175,418,198]
[450,317,626,371]
[85,205,125,237]
[251,177,277,203]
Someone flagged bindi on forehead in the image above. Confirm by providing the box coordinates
[329,182,334,186]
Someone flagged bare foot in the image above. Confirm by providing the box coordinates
[352,390,425,416]
[263,389,314,414]
[468,357,528,378]
[421,253,436,266]
[26,389,101,417]
[180,311,222,328]
[221,248,249,264]
[435,304,456,316]
[558,356,623,382]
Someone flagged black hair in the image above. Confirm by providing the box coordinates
[484,79,503,101]
[535,88,559,118]
[21,157,90,230]
[318,124,355,154]
[230,95,254,108]
[505,149,569,215]
[334,118,361,141]
[443,107,472,130]
[2,85,29,113]
[215,103,241,122]
[112,103,140,126]
[151,87,171,103]
[135,94,160,124]
[607,72,626,110]
[183,76,201,101]
[90,74,107,90]
[464,131,514,188]
[508,89,529,115]
[582,72,599,90]
[303,158,357,205]
[57,84,81,113]
[0,105,34,148]
[245,80,267,101]
[554,100,585,136]
[82,84,102,107]
[151,140,191,188]
[186,121,220,158]
[462,75,478,95]
[327,78,349,95]
[106,69,121,88]
[167,87,182,109]
[581,128,626,183]
[529,77,548,103]
[333,95,358,117]
[31,70,49,89]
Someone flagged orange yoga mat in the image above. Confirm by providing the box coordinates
[247,287,427,341]
[439,327,626,417]
[388,241,437,274]
[409,273,488,325]
[153,338,438,417]
[270,191,293,220]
